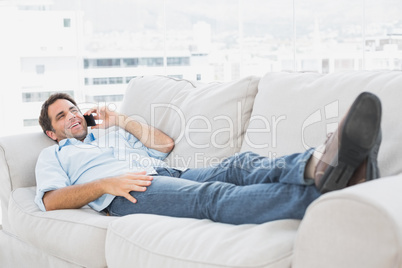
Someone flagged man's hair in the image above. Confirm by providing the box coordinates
[39,93,77,133]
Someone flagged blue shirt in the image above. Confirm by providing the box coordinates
[34,128,169,212]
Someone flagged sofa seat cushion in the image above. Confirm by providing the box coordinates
[106,214,300,268]
[120,75,260,169]
[8,187,117,267]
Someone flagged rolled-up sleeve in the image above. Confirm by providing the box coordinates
[35,146,71,211]
[124,130,169,161]
[145,147,169,160]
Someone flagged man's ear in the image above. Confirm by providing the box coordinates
[45,130,57,141]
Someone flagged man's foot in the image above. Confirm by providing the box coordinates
[314,92,382,194]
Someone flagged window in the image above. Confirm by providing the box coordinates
[84,59,90,69]
[63,18,71,28]
[167,57,190,66]
[86,95,124,102]
[122,58,139,67]
[168,75,183,79]
[86,77,128,85]
[36,65,45,74]
[93,78,108,85]
[108,77,123,84]
[334,59,355,71]
[96,59,121,68]
[22,91,74,102]
[138,57,164,67]
[125,76,136,83]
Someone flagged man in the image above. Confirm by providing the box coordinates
[35,92,382,224]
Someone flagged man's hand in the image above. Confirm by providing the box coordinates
[85,105,175,154]
[43,171,153,211]
[84,106,121,129]
[101,171,153,204]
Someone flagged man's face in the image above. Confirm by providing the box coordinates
[46,99,88,142]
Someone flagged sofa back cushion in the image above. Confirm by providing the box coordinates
[120,75,259,168]
[241,71,402,177]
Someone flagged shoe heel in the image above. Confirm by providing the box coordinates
[320,162,355,193]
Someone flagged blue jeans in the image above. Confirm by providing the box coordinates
[107,150,321,224]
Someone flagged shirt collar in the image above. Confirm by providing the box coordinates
[84,132,96,143]
[58,133,95,149]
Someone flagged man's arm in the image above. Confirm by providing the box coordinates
[43,172,153,211]
[85,107,175,154]
[120,114,174,153]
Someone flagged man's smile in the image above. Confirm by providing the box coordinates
[69,121,82,129]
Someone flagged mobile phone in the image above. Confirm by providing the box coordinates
[84,114,96,127]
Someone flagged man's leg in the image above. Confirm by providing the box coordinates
[107,173,320,224]
[172,149,316,186]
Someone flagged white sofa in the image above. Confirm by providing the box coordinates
[1,71,402,268]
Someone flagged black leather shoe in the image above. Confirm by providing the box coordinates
[315,92,382,194]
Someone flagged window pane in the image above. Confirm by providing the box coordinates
[365,0,402,70]
[63,18,71,28]
[36,64,45,74]
[2,0,402,137]
[78,0,164,111]
[165,0,240,81]
[295,0,364,73]
[240,0,294,75]
[122,58,138,67]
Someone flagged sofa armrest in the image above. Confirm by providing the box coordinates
[0,132,55,230]
[292,174,402,268]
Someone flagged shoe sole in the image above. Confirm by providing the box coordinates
[319,92,382,193]
[366,130,382,181]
